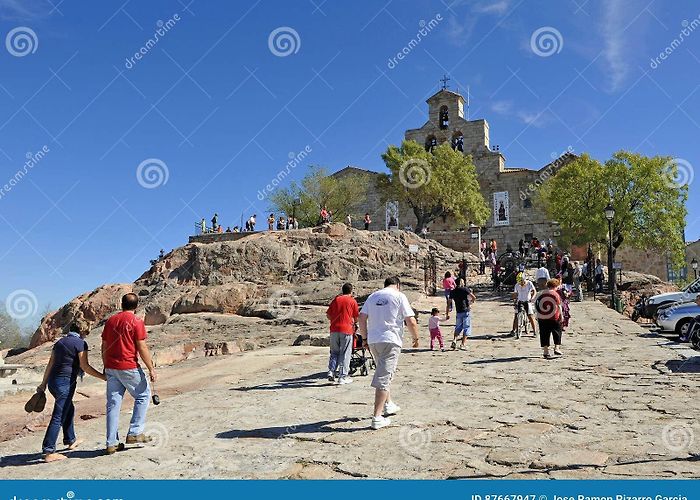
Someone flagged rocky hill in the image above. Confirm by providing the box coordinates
[29,224,475,350]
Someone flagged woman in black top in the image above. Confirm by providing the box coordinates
[37,323,105,462]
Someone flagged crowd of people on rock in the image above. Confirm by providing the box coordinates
[477,236,609,300]
[197,208,379,236]
[323,236,591,429]
[323,267,577,429]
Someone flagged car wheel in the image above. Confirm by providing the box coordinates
[675,318,691,341]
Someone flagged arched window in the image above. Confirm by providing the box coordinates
[451,131,464,152]
[439,105,449,129]
[425,135,437,153]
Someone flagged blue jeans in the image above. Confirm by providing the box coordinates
[106,367,150,447]
[454,311,472,337]
[41,376,77,454]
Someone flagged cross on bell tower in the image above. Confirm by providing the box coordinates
[440,74,450,90]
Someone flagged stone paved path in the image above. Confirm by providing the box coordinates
[1,297,698,479]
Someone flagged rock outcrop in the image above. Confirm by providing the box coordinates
[29,225,473,348]
[30,284,133,347]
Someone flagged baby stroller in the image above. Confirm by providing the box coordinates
[349,334,375,376]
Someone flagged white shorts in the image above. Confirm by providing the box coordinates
[369,342,401,391]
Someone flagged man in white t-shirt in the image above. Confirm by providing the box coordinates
[511,273,537,336]
[358,276,419,430]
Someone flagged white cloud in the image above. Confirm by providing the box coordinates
[0,0,47,19]
[491,100,513,114]
[443,0,511,46]
[517,110,551,128]
[473,0,511,15]
[601,0,633,91]
[445,15,477,47]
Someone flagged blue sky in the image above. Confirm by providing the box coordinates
[0,0,698,328]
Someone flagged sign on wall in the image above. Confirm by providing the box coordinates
[493,191,510,226]
[386,201,399,230]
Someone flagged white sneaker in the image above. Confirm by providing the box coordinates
[383,401,401,416]
[371,416,391,430]
[337,377,353,385]
[327,371,335,382]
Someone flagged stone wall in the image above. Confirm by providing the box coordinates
[615,246,670,282]
[189,232,258,244]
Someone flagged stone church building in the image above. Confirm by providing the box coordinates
[334,86,577,254]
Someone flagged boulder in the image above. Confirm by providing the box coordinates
[293,334,330,347]
[29,283,133,347]
[28,227,472,351]
[171,283,258,315]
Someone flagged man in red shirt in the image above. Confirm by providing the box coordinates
[326,283,360,385]
[101,293,157,454]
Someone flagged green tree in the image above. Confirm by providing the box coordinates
[380,140,489,232]
[269,165,368,227]
[0,308,26,351]
[537,153,607,249]
[538,151,687,269]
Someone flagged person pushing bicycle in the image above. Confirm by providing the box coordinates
[511,272,537,337]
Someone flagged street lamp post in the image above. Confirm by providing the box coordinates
[604,203,616,309]
[692,257,698,280]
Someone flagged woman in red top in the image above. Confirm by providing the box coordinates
[535,279,563,359]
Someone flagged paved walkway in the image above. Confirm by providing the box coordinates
[1,298,698,479]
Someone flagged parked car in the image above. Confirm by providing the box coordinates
[655,301,700,338]
[643,277,700,319]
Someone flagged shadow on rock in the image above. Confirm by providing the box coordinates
[466,356,530,365]
[216,417,364,439]
[666,357,700,373]
[0,447,124,467]
[232,372,336,391]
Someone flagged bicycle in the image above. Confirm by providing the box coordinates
[514,301,530,339]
